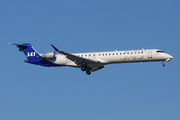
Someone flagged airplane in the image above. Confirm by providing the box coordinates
[10,43,173,75]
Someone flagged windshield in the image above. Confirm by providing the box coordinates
[156,50,165,53]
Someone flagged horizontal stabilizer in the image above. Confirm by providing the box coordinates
[9,43,30,51]
[9,43,29,47]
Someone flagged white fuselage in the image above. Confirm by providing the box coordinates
[11,43,173,75]
[48,49,173,67]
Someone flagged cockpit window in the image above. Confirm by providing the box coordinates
[157,51,165,53]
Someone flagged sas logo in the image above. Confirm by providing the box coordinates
[27,52,36,57]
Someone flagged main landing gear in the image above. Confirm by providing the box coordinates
[81,66,86,71]
[81,64,91,75]
[86,70,91,75]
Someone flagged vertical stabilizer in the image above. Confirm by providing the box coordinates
[11,43,41,63]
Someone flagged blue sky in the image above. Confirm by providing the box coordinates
[1,0,180,120]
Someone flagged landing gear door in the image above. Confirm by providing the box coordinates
[148,51,152,58]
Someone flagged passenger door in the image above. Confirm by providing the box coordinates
[148,51,152,58]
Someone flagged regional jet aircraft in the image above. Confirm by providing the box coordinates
[10,43,173,75]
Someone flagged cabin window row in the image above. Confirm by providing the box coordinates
[99,52,143,56]
[77,52,144,57]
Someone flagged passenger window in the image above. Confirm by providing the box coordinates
[109,53,111,55]
[116,53,118,55]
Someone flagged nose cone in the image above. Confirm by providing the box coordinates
[165,54,173,62]
[169,55,173,59]
[24,59,28,63]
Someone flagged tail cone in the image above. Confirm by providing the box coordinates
[24,59,28,63]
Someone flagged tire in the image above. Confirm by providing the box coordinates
[86,70,91,75]
[81,67,86,71]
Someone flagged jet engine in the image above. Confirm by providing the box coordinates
[41,52,56,60]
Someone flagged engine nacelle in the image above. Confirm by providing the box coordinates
[41,52,56,60]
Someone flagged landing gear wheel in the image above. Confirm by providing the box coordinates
[162,61,165,67]
[162,63,165,67]
[81,64,87,71]
[86,70,91,75]
[81,67,86,71]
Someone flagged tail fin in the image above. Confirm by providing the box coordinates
[10,43,41,62]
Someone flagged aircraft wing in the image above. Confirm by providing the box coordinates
[51,44,104,72]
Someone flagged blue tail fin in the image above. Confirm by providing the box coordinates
[10,43,60,67]
[16,43,41,62]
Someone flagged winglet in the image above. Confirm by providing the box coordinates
[51,44,60,51]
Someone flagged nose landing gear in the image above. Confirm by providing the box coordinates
[162,61,165,67]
